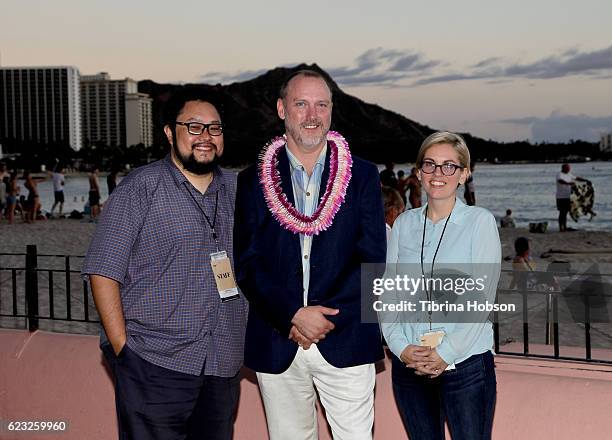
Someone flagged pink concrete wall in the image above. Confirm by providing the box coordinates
[2,329,612,440]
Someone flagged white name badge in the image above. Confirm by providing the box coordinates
[419,329,445,349]
[419,328,456,371]
[210,251,240,302]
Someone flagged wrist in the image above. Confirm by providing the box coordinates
[291,307,305,324]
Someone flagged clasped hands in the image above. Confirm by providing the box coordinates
[288,306,339,349]
[400,344,448,378]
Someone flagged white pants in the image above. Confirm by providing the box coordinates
[256,344,375,440]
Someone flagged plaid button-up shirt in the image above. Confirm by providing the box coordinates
[82,155,248,376]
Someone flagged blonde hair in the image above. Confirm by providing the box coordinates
[415,131,471,169]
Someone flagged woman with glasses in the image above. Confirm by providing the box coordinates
[380,131,501,440]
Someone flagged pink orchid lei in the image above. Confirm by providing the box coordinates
[258,130,353,236]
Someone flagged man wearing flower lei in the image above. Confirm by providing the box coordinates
[234,70,386,439]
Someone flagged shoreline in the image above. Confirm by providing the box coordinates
[1,220,612,262]
[1,221,611,349]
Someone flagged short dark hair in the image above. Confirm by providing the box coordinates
[506,209,512,215]
[514,237,529,255]
[279,69,332,100]
[162,87,223,127]
[381,186,404,213]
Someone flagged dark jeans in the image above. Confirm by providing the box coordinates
[392,351,496,440]
[102,343,240,440]
[557,198,571,230]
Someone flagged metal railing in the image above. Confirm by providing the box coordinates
[0,245,99,332]
[493,264,612,365]
[2,246,612,365]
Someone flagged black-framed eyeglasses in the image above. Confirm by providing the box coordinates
[420,160,464,176]
[175,121,223,136]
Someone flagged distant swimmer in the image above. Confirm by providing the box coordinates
[500,209,516,228]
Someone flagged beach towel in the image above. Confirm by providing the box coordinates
[570,180,595,222]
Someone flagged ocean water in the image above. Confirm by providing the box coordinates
[15,175,112,215]
[385,161,612,231]
[17,161,612,231]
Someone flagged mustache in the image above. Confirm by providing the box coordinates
[300,119,322,128]
[191,141,217,149]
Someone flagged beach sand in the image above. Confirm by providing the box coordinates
[0,219,97,334]
[1,219,612,355]
[499,227,612,264]
[1,218,97,255]
[3,219,611,266]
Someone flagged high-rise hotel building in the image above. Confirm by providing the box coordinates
[0,66,82,151]
[125,92,153,148]
[81,72,153,148]
[0,67,153,154]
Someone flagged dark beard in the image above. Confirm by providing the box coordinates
[172,142,220,175]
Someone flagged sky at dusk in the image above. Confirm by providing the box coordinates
[2,0,611,143]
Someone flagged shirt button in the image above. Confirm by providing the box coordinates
[304,255,309,260]
[306,192,311,197]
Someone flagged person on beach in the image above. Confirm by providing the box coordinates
[406,166,422,209]
[23,170,42,223]
[381,131,501,440]
[106,167,119,195]
[380,161,398,188]
[5,171,20,224]
[383,186,405,242]
[83,89,247,440]
[0,165,6,218]
[234,70,386,440]
[463,162,475,205]
[396,169,408,204]
[509,237,559,292]
[88,166,101,220]
[50,167,65,218]
[556,163,590,232]
[509,237,535,290]
[500,208,516,228]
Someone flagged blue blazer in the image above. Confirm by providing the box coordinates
[234,147,386,373]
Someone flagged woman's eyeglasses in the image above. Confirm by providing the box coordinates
[419,160,464,176]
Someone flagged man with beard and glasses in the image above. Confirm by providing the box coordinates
[83,89,248,440]
[234,70,386,439]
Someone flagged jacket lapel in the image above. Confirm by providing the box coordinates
[275,148,302,261]
[317,144,332,201]
[277,148,296,207]
[311,145,332,268]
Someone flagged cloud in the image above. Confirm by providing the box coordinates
[323,48,442,87]
[196,44,612,91]
[198,68,275,84]
[470,57,501,69]
[500,112,612,142]
[413,44,612,86]
[196,48,441,87]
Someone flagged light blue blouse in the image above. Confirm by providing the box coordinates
[381,198,501,366]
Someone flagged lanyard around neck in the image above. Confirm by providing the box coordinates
[420,205,452,329]
[185,184,220,251]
